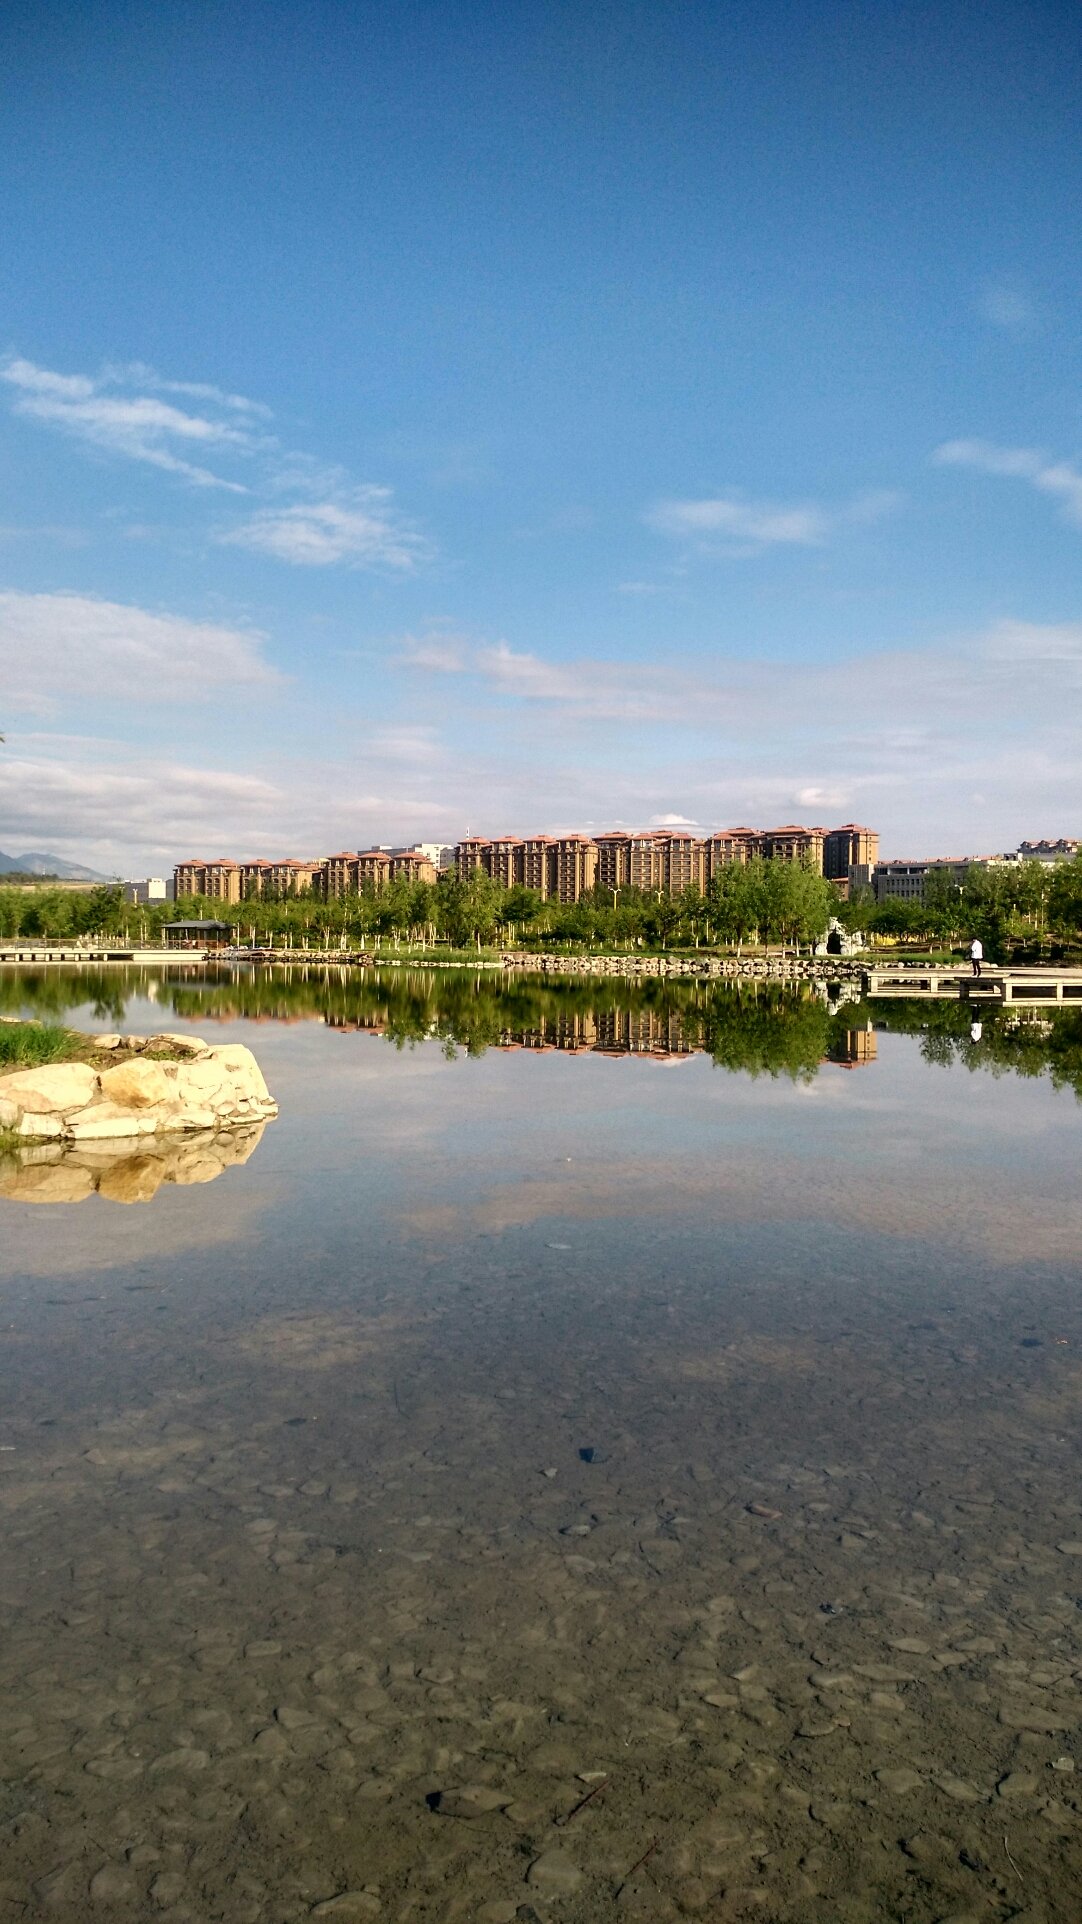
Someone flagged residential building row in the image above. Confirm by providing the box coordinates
[174,848,446,903]
[454,823,878,898]
[174,824,878,906]
[174,829,1076,911]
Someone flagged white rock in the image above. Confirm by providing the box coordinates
[0,1062,99,1114]
[15,1112,63,1138]
[65,1105,158,1140]
[213,1042,273,1099]
[99,1059,174,1107]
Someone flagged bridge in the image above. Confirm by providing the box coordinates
[863,966,1082,1006]
[0,945,208,965]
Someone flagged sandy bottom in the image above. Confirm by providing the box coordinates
[2,1215,1082,1924]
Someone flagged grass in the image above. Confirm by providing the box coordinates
[0,1021,190,1072]
[0,1020,81,1068]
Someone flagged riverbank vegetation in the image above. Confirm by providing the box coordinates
[2,853,1081,958]
[0,1020,80,1068]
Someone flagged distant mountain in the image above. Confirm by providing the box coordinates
[0,849,112,881]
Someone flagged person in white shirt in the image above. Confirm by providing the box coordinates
[970,937,983,978]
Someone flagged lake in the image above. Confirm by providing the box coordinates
[2,964,1082,1922]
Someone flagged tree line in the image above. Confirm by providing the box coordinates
[0,859,840,949]
[2,853,1081,954]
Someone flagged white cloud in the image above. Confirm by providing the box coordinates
[1,356,261,491]
[977,618,1082,661]
[391,616,1082,754]
[466,643,685,722]
[650,813,699,827]
[1,354,432,571]
[222,490,426,569]
[648,494,828,549]
[934,439,1082,528]
[397,631,470,673]
[794,785,848,811]
[109,363,273,416]
[3,616,1080,877]
[0,752,287,865]
[646,488,901,555]
[0,590,280,710]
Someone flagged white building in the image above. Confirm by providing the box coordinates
[124,877,174,905]
[385,843,455,871]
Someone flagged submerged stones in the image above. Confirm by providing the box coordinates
[429,1785,513,1818]
[526,1850,584,1893]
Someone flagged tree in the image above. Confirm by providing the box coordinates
[1049,855,1082,946]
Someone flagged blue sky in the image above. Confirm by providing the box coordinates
[1,0,1080,871]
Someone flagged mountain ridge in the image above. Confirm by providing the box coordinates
[0,849,112,881]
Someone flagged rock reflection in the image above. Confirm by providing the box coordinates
[0,1121,266,1205]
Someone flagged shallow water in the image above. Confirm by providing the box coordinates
[2,967,1082,1922]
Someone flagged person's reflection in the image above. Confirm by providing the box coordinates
[970,1020,983,1043]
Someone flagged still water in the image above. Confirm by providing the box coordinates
[2,966,1082,1923]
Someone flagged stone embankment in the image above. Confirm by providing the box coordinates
[0,1034,277,1142]
[500,951,866,981]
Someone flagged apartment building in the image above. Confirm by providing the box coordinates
[595,833,632,891]
[323,853,360,898]
[455,833,597,902]
[386,849,438,884]
[823,824,880,880]
[321,848,439,894]
[704,829,758,875]
[758,824,827,868]
[174,860,243,903]
[485,836,525,890]
[626,831,706,891]
[455,837,491,880]
[522,835,556,896]
[387,842,455,871]
[238,858,323,898]
[552,833,599,901]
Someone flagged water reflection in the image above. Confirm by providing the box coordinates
[3,959,1082,1094]
[0,1121,266,1205]
[2,966,1082,1919]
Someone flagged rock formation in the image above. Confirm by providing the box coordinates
[0,1034,277,1141]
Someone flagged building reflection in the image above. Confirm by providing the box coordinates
[822,1026,878,1069]
[327,1005,703,1060]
